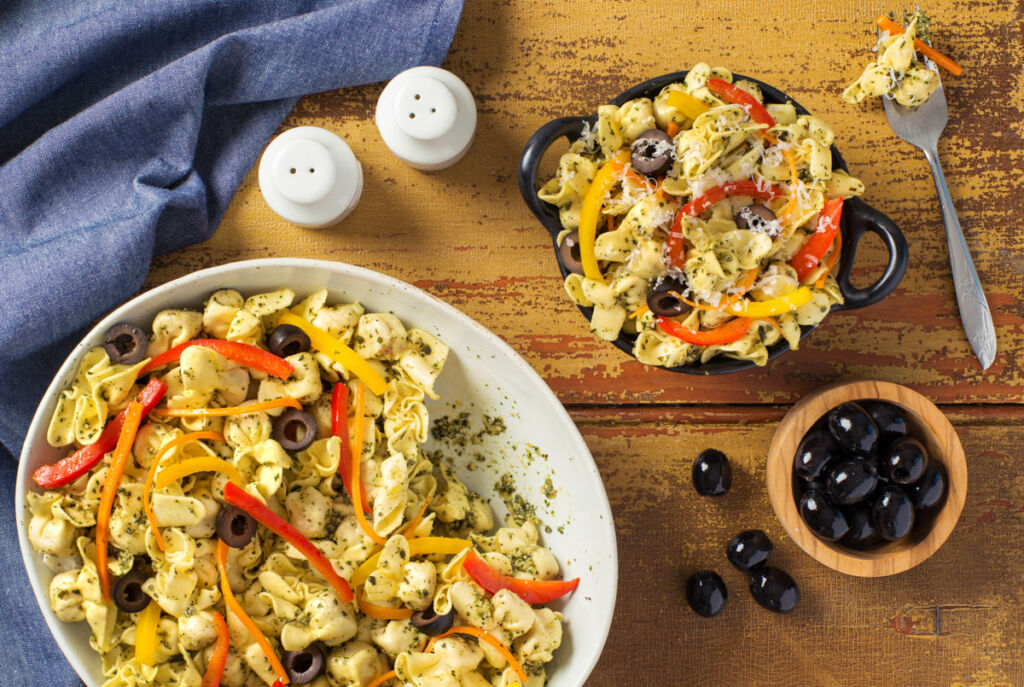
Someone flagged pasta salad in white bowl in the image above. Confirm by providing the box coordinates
[17,258,616,687]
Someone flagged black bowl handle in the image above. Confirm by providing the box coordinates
[518,115,590,236]
[832,196,908,311]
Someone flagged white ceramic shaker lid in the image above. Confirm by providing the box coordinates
[375,66,476,171]
[258,126,363,228]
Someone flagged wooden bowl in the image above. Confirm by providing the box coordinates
[766,380,967,577]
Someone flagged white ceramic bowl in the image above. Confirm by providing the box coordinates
[16,258,617,687]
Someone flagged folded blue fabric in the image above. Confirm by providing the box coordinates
[0,1,463,683]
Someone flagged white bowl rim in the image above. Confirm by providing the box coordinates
[16,257,618,685]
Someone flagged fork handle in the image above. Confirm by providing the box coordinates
[923,147,997,369]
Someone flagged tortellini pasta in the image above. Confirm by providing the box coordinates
[843,11,941,109]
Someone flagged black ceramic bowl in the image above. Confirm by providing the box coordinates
[518,70,909,375]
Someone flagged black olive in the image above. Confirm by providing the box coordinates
[862,400,909,444]
[111,568,150,613]
[268,324,311,358]
[630,128,674,176]
[793,429,838,482]
[826,459,878,505]
[282,645,324,684]
[103,322,148,365]
[734,205,778,234]
[826,402,879,458]
[748,567,800,614]
[872,486,915,540]
[557,230,585,275]
[798,489,849,541]
[909,462,947,512]
[684,570,727,617]
[217,504,257,548]
[726,530,773,572]
[692,449,731,496]
[878,438,928,485]
[841,505,883,549]
[646,276,688,317]
[411,606,456,636]
[272,408,317,452]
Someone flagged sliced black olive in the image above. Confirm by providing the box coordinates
[726,530,773,572]
[647,276,688,317]
[748,567,800,614]
[826,459,878,505]
[272,408,317,451]
[558,230,584,275]
[692,449,731,496]
[217,504,257,548]
[878,438,928,485]
[684,570,727,617]
[104,322,148,365]
[872,485,915,540]
[112,568,150,613]
[268,324,311,358]
[411,606,456,636]
[282,645,324,684]
[734,205,778,234]
[630,128,674,176]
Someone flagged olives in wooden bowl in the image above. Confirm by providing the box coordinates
[766,380,966,577]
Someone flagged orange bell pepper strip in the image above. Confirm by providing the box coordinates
[425,626,529,684]
[151,397,301,418]
[356,596,414,621]
[96,401,145,601]
[463,550,580,604]
[657,316,752,346]
[200,611,230,687]
[139,339,292,379]
[366,671,397,687]
[790,197,844,282]
[876,16,962,76]
[331,383,370,514]
[349,384,387,546]
[816,230,843,289]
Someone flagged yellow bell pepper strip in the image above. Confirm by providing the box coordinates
[223,482,354,603]
[201,611,230,687]
[144,431,225,552]
[665,90,711,120]
[357,595,414,621]
[578,151,630,284]
[723,287,814,319]
[154,457,242,490]
[134,600,162,667]
[349,384,387,546]
[351,537,472,588]
[139,339,292,379]
[425,626,529,684]
[366,670,397,687]
[876,15,962,76]
[96,401,146,601]
[815,230,843,290]
[776,149,801,224]
[217,540,290,686]
[276,312,387,396]
[790,197,844,283]
[657,316,751,346]
[463,550,580,604]
[152,397,301,418]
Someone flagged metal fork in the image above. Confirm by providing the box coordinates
[881,71,997,369]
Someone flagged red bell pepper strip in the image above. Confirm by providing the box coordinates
[463,549,580,605]
[223,481,353,602]
[200,611,230,687]
[33,378,167,489]
[331,383,370,514]
[657,315,752,346]
[707,78,776,129]
[139,339,292,379]
[789,197,844,282]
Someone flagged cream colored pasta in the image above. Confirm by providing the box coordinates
[843,11,940,109]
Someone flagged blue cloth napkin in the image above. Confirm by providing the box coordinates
[0,0,464,683]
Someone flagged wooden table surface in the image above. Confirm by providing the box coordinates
[148,1,1024,685]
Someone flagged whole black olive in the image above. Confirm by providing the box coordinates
[826,402,879,458]
[217,504,257,548]
[827,459,878,505]
[862,400,909,444]
[726,530,772,572]
[872,486,915,540]
[558,230,585,275]
[748,567,800,614]
[734,205,778,234]
[647,276,688,317]
[692,449,731,496]
[910,462,947,512]
[878,438,928,485]
[841,505,883,549]
[112,568,151,613]
[793,429,838,482]
[630,128,674,176]
[272,408,317,452]
[104,322,148,365]
[798,489,849,541]
[804,478,827,494]
[282,645,324,684]
[684,570,727,617]
[411,606,456,636]
[268,324,312,358]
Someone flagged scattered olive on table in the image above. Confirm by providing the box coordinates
[282,645,324,684]
[685,570,728,617]
[692,448,732,496]
[748,567,801,614]
[726,529,773,573]
[103,322,149,365]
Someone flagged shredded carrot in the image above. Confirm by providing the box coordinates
[144,431,224,551]
[357,595,414,621]
[366,670,397,687]
[623,167,655,190]
[876,16,962,76]
[217,540,289,685]
[815,230,843,289]
[96,401,145,601]
[350,384,386,546]
[152,397,301,418]
[605,214,614,233]
[676,269,758,312]
[628,305,650,320]
[401,488,435,538]
[426,626,528,684]
[665,121,680,137]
